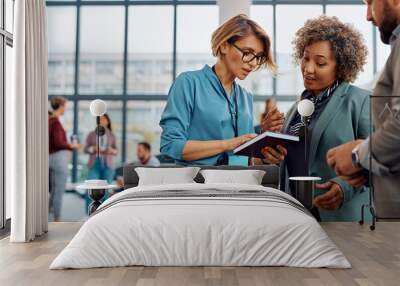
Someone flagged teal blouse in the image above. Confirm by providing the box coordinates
[159,65,254,166]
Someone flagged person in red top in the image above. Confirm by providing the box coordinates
[49,96,80,222]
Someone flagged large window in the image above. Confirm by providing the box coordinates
[48,7,76,95]
[79,6,125,95]
[1,0,14,229]
[326,5,374,87]
[244,5,274,95]
[176,5,219,75]
[5,0,13,33]
[127,6,174,94]
[5,45,11,221]
[126,101,166,163]
[46,0,381,185]
[275,5,323,96]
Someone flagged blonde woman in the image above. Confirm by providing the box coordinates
[160,14,276,166]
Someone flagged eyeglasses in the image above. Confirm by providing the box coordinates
[231,43,267,66]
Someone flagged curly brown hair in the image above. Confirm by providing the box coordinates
[292,15,368,83]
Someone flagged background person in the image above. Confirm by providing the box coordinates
[83,114,117,213]
[136,142,160,166]
[84,113,118,183]
[113,142,161,191]
[49,96,80,222]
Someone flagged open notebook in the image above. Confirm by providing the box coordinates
[233,131,299,159]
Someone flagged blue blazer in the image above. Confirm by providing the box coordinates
[280,82,371,221]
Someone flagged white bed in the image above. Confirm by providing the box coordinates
[50,183,350,269]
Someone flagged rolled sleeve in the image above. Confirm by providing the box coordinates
[330,176,354,204]
[159,74,194,160]
[160,126,189,160]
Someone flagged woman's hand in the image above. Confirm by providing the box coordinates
[314,181,344,210]
[261,145,287,164]
[90,145,99,154]
[69,143,81,150]
[261,106,285,132]
[104,147,117,156]
[223,134,257,151]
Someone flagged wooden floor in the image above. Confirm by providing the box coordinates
[0,222,399,286]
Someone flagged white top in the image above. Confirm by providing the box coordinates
[288,176,321,181]
[76,184,119,190]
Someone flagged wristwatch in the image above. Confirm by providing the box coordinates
[351,145,362,168]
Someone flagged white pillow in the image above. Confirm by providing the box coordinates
[135,167,201,186]
[200,169,266,185]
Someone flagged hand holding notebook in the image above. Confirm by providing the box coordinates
[233,131,299,159]
[262,145,288,165]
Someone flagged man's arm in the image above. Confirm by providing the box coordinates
[358,40,400,175]
[357,138,391,176]
[326,141,369,188]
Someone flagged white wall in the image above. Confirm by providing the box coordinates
[218,0,251,24]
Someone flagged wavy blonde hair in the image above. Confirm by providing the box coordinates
[211,14,277,73]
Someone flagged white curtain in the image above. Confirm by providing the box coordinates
[8,0,48,242]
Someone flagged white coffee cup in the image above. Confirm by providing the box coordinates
[84,179,108,187]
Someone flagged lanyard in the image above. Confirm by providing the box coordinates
[212,66,239,137]
[228,92,239,137]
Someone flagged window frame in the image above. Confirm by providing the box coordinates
[1,0,14,232]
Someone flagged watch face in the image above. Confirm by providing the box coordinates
[351,150,359,167]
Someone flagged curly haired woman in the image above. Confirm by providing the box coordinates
[262,16,371,221]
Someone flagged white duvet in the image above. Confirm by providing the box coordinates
[50,183,351,269]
